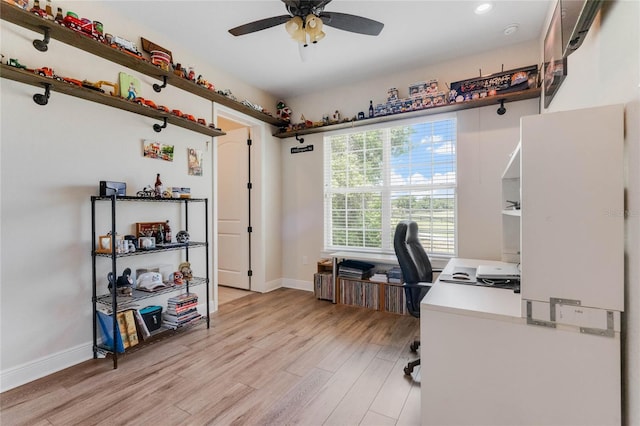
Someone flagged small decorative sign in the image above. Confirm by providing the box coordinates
[291,145,314,154]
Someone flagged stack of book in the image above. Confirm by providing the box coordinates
[338,259,375,280]
[369,270,389,283]
[388,266,403,284]
[163,293,201,329]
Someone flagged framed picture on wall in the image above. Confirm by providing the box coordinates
[543,0,567,108]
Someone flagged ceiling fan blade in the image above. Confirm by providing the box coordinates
[320,12,384,36]
[228,15,292,36]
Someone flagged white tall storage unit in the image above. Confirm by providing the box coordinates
[420,105,624,425]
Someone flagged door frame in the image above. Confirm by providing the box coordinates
[212,104,267,308]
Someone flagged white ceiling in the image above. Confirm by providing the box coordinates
[100,0,551,99]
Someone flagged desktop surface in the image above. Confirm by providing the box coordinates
[422,258,523,321]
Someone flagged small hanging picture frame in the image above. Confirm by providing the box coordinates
[188,148,203,176]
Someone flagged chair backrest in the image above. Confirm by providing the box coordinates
[393,220,433,317]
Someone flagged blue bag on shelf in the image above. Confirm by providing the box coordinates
[96,310,125,353]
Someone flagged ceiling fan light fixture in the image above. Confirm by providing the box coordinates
[305,14,325,43]
[285,16,303,36]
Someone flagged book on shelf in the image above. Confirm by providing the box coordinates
[369,271,388,283]
[96,310,126,353]
[338,259,375,279]
[133,309,151,340]
[116,312,131,349]
[123,309,139,347]
[314,271,334,301]
[387,266,403,284]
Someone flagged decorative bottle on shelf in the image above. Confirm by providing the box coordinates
[164,220,172,243]
[154,173,163,198]
[156,225,164,245]
[369,100,374,118]
[54,7,64,23]
[45,0,54,20]
[30,0,41,13]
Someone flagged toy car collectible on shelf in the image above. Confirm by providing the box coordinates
[81,80,105,93]
[157,105,170,113]
[133,97,157,109]
[84,80,119,96]
[62,77,82,86]
[62,12,106,43]
[106,34,143,59]
[171,109,184,117]
[7,58,27,70]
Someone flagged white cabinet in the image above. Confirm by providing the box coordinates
[501,143,521,263]
[520,104,624,312]
[421,105,625,425]
[421,283,621,426]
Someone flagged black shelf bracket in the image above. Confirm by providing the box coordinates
[32,26,50,52]
[153,117,168,133]
[152,75,167,93]
[295,133,304,144]
[33,83,51,106]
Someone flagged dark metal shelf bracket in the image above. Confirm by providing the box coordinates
[153,75,167,93]
[33,83,51,106]
[153,117,168,132]
[32,26,50,52]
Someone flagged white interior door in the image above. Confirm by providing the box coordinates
[217,127,250,289]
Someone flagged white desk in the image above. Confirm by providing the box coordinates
[420,258,621,426]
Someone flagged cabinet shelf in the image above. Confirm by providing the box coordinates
[0,2,288,127]
[273,88,541,138]
[96,315,206,356]
[1,64,225,137]
[93,242,206,258]
[95,277,208,307]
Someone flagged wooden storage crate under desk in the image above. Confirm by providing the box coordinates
[337,276,407,315]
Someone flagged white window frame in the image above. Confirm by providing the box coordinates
[323,113,457,258]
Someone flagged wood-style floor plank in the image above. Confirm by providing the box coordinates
[0,288,421,426]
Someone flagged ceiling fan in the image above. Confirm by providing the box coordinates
[228,0,384,44]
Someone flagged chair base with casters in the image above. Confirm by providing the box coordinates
[393,220,435,376]
[404,340,421,375]
[403,283,430,375]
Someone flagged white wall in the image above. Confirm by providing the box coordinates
[538,1,640,423]
[281,43,540,288]
[0,2,279,391]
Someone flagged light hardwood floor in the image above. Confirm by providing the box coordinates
[1,288,422,425]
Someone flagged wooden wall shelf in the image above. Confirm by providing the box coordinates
[1,64,225,137]
[273,87,541,138]
[0,2,288,127]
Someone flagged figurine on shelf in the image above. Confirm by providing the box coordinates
[173,63,185,78]
[173,271,184,285]
[276,101,291,122]
[108,267,133,296]
[179,261,193,281]
[187,66,196,82]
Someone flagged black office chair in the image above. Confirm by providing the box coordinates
[393,220,434,375]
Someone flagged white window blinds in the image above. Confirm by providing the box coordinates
[324,115,457,256]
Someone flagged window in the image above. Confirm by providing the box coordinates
[324,115,457,256]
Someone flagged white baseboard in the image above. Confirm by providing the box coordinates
[1,343,92,393]
[282,278,313,292]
